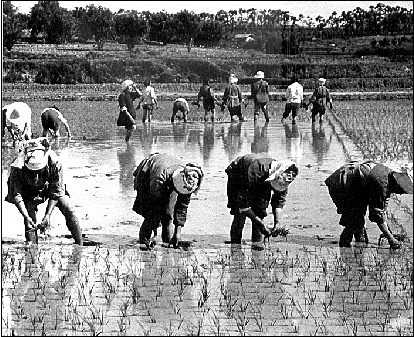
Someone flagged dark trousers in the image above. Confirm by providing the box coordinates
[230,208,266,244]
[338,210,369,247]
[139,192,177,244]
[25,195,82,245]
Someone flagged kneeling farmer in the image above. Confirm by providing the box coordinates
[5,137,83,245]
[226,153,298,245]
[325,160,413,249]
[133,153,204,248]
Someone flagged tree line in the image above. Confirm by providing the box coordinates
[2,1,413,53]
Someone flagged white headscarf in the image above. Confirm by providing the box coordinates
[172,163,204,195]
[265,160,298,191]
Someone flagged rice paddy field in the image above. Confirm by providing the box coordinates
[1,95,413,336]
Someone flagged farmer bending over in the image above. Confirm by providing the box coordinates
[325,160,412,249]
[2,102,32,146]
[226,153,298,247]
[171,98,190,123]
[41,105,72,138]
[5,137,83,245]
[133,153,204,248]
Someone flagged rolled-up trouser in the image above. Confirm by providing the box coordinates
[24,195,82,245]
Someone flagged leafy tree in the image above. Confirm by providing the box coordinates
[28,1,72,44]
[2,1,27,50]
[147,11,174,44]
[82,4,114,50]
[114,10,147,54]
[173,10,201,52]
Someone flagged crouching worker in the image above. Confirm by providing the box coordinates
[41,105,72,138]
[133,153,204,249]
[5,137,83,245]
[325,160,413,249]
[171,98,190,123]
[225,153,298,247]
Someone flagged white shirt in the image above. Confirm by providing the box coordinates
[285,82,303,104]
[141,86,157,105]
[3,102,32,137]
[174,98,189,111]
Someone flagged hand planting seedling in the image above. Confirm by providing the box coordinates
[271,225,290,238]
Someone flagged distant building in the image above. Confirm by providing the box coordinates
[233,33,255,44]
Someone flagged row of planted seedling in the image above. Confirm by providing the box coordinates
[2,239,412,336]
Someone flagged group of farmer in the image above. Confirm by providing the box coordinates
[2,72,412,251]
[117,71,333,143]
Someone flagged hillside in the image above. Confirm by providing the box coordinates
[2,36,413,92]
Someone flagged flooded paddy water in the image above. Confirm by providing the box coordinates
[2,105,413,335]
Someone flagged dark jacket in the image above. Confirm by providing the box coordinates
[325,161,407,223]
[309,85,331,112]
[250,79,269,104]
[225,153,288,218]
[6,151,65,204]
[132,153,191,227]
[197,84,216,110]
[117,90,141,127]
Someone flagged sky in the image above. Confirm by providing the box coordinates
[10,1,414,20]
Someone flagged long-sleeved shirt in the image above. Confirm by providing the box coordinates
[285,82,303,104]
[6,150,65,204]
[226,153,288,218]
[133,153,191,227]
[324,161,407,224]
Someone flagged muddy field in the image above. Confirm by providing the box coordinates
[2,100,413,336]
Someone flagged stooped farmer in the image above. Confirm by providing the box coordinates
[225,153,299,246]
[41,105,72,138]
[133,153,204,248]
[325,160,413,249]
[5,137,83,245]
[2,102,32,145]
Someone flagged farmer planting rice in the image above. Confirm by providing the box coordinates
[307,77,333,123]
[171,98,190,123]
[41,105,72,138]
[250,71,270,123]
[117,79,142,142]
[325,160,413,249]
[2,102,32,145]
[222,74,245,122]
[225,153,298,248]
[133,153,204,249]
[5,137,83,245]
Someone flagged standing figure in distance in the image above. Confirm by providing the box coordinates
[250,71,270,123]
[139,78,158,123]
[307,77,333,123]
[117,79,142,142]
[226,153,298,247]
[171,98,190,123]
[133,153,204,248]
[2,102,32,145]
[325,160,412,249]
[196,78,222,122]
[222,74,245,122]
[5,137,83,245]
[281,75,303,125]
[41,105,72,138]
